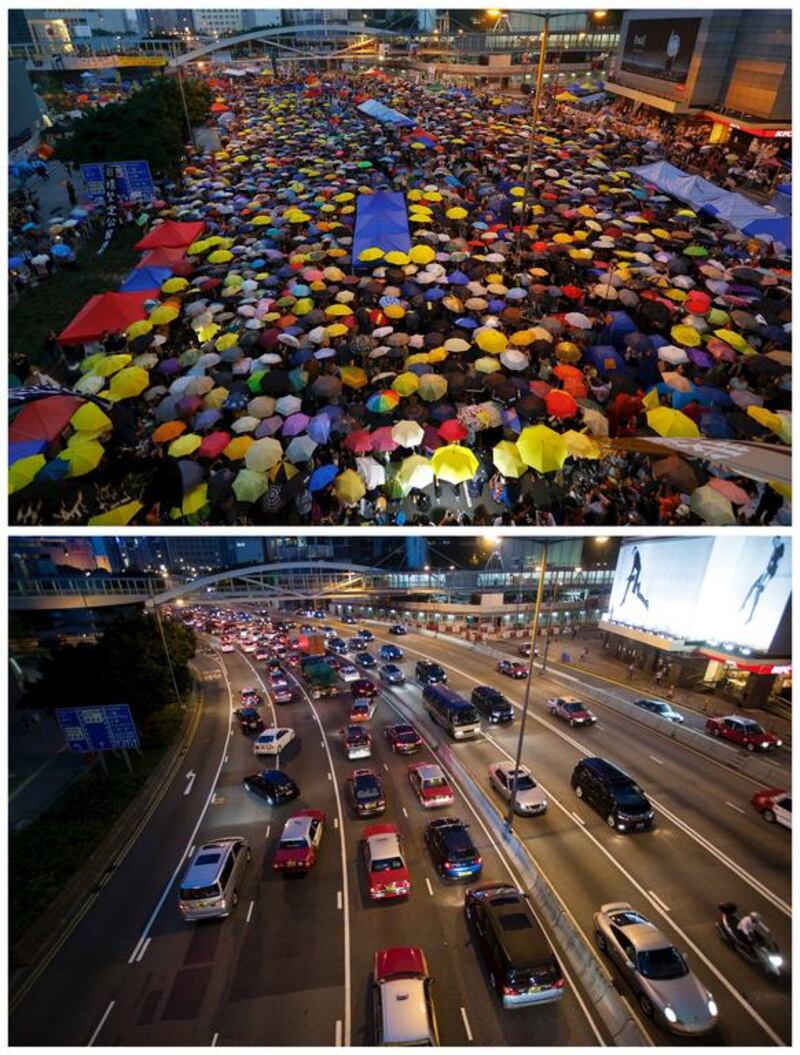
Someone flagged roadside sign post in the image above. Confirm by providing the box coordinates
[55,705,141,774]
[79,160,155,204]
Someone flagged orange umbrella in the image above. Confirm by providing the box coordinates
[152,420,187,444]
[545,390,579,419]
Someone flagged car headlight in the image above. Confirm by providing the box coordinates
[775,740,783,747]
[663,1006,678,1024]
[707,997,718,1017]
[768,954,783,968]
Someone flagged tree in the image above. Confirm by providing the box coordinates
[55,76,211,177]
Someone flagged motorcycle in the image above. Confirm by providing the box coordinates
[716,902,784,978]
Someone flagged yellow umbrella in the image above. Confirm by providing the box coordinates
[384,304,406,320]
[88,500,144,526]
[397,454,434,493]
[216,332,239,351]
[208,249,234,264]
[149,303,180,325]
[714,328,752,354]
[646,407,700,438]
[161,277,188,294]
[334,191,355,203]
[768,480,791,501]
[334,468,366,506]
[224,435,253,460]
[110,366,149,399]
[475,329,508,354]
[431,444,479,485]
[562,430,601,460]
[392,371,420,397]
[446,206,468,220]
[385,250,410,266]
[125,319,153,339]
[94,354,132,378]
[517,425,568,473]
[409,244,435,265]
[325,303,353,316]
[340,366,368,389]
[70,402,112,432]
[251,215,272,226]
[671,324,701,348]
[474,356,501,373]
[326,322,349,338]
[417,373,448,402]
[245,437,283,472]
[510,330,536,347]
[427,346,448,365]
[168,433,202,457]
[9,454,46,493]
[358,247,384,263]
[204,386,229,409]
[747,405,791,444]
[58,440,105,477]
[492,440,527,478]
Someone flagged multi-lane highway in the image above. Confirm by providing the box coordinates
[9,616,791,1047]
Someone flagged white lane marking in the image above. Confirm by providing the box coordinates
[378,692,612,1047]
[224,755,229,764]
[321,740,325,748]
[396,637,791,917]
[88,1001,115,1046]
[648,891,671,915]
[727,801,746,814]
[383,762,389,771]
[211,1032,219,1046]
[648,755,663,765]
[188,845,196,858]
[337,890,343,910]
[246,900,254,923]
[134,937,151,963]
[334,817,339,829]
[480,727,785,1045]
[570,811,585,825]
[286,669,352,1047]
[328,771,332,781]
[184,770,196,796]
[265,824,271,840]
[127,660,234,965]
[402,806,408,818]
[460,1006,474,1043]
[335,1020,343,1047]
[425,877,434,897]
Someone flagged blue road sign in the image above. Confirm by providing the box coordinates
[56,705,140,753]
[80,160,155,204]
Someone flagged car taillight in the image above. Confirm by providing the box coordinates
[475,856,482,866]
[552,978,565,989]
[502,984,521,996]
[443,861,453,870]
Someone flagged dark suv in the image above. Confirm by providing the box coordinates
[571,757,655,832]
[416,661,447,686]
[424,818,482,880]
[471,686,514,724]
[465,883,564,1007]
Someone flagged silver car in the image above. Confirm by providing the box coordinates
[488,762,547,816]
[594,902,718,1035]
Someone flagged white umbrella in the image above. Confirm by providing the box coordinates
[275,395,302,416]
[356,456,386,490]
[658,345,690,366]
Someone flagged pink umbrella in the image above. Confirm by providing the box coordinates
[707,477,751,505]
[370,426,398,453]
[197,431,231,459]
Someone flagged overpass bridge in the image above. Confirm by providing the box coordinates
[10,562,610,612]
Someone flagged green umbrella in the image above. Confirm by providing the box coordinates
[232,468,268,503]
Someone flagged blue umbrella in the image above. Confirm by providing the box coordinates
[224,391,249,411]
[308,413,331,444]
[309,463,338,491]
[193,408,222,432]
[9,255,24,269]
[455,317,478,329]
[120,265,172,291]
[51,243,72,259]
[36,458,70,483]
[425,288,445,301]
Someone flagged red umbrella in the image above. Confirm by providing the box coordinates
[437,419,468,443]
[370,426,398,453]
[529,379,552,398]
[343,429,373,453]
[198,431,231,459]
[546,390,579,419]
[561,285,584,301]
[9,394,82,443]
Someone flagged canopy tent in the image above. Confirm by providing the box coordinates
[353,190,411,265]
[119,265,172,292]
[631,161,791,248]
[138,246,194,276]
[134,219,206,250]
[356,98,414,127]
[57,289,159,344]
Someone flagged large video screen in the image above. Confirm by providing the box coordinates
[620,17,702,85]
[607,537,791,652]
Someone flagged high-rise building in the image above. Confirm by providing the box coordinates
[222,538,267,567]
[137,9,195,34]
[37,8,132,34]
[192,9,244,35]
[9,9,34,45]
[241,9,282,30]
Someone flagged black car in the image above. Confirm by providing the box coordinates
[471,686,514,724]
[416,661,447,685]
[390,624,408,635]
[424,818,482,880]
[347,768,386,817]
[236,707,265,735]
[357,629,374,642]
[327,637,348,654]
[571,757,655,832]
[243,768,299,805]
[355,651,376,669]
[342,614,357,624]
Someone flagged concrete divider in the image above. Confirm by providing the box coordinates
[364,620,787,787]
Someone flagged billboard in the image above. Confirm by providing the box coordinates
[607,537,790,652]
[620,17,702,85]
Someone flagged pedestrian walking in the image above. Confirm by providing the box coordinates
[66,178,77,206]
[627,662,635,681]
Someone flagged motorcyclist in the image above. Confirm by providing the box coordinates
[737,910,768,945]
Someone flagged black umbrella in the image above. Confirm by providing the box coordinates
[207,468,235,502]
[259,370,292,396]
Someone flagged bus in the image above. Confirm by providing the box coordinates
[422,684,481,740]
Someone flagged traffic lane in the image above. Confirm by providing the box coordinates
[9,657,231,1046]
[107,648,345,1047]
[305,676,601,1047]
[368,629,792,905]
[389,682,785,1048]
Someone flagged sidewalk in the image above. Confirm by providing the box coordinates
[494,632,791,745]
[21,159,90,220]
[9,715,91,830]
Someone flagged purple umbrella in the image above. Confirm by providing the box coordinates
[158,357,181,375]
[255,415,283,437]
[422,425,443,452]
[282,412,311,437]
[687,348,715,369]
[177,395,203,416]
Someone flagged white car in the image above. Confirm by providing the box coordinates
[242,643,257,653]
[488,762,548,816]
[338,663,360,684]
[253,727,295,756]
[220,642,235,653]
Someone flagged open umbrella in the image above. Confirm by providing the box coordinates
[245,437,283,472]
[517,425,568,474]
[392,420,424,448]
[334,468,366,506]
[397,454,434,493]
[284,435,318,463]
[233,468,268,503]
[646,407,700,438]
[689,484,736,525]
[309,463,338,491]
[355,456,386,490]
[431,444,479,484]
[492,440,527,478]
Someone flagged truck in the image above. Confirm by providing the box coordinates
[300,656,340,700]
[705,715,783,752]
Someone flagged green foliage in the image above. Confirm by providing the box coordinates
[55,75,211,177]
[24,612,196,740]
[142,703,184,747]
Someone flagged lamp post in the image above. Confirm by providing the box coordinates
[505,539,548,830]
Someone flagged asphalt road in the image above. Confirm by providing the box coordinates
[10,623,791,1047]
[325,618,792,1047]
